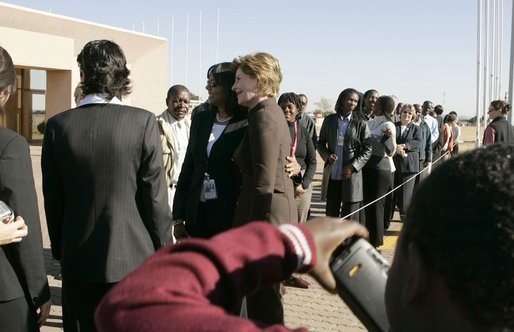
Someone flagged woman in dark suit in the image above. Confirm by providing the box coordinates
[317,88,372,223]
[0,46,51,331]
[393,104,421,221]
[231,52,296,325]
[363,95,396,250]
[173,62,247,239]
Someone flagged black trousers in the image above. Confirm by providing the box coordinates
[246,283,283,325]
[62,279,116,332]
[0,296,38,331]
[325,179,361,223]
[363,168,393,247]
[394,172,417,217]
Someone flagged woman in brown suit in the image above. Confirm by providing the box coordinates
[231,52,296,324]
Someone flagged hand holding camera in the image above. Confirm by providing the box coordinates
[0,201,28,245]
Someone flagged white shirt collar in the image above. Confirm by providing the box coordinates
[79,93,124,106]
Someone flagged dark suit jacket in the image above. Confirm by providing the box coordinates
[0,128,50,308]
[173,109,248,237]
[317,113,372,202]
[233,98,297,226]
[42,103,172,283]
[394,122,421,173]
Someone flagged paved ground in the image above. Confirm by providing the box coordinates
[31,145,401,331]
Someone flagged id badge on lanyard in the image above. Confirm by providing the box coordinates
[201,172,218,202]
[337,130,345,146]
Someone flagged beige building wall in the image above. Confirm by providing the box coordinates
[0,2,168,115]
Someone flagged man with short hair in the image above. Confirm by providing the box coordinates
[298,94,317,144]
[157,85,192,218]
[386,142,514,331]
[421,101,439,168]
[433,104,444,158]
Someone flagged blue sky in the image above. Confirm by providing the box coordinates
[4,0,512,117]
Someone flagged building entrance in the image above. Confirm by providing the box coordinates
[1,68,47,142]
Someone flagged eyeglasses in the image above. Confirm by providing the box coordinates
[206,80,218,88]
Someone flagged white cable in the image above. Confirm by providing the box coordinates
[337,142,456,222]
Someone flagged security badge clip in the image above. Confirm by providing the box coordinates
[202,172,218,201]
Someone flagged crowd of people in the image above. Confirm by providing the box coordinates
[0,39,513,332]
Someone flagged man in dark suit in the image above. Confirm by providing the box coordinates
[0,46,51,331]
[42,40,172,331]
[317,88,372,223]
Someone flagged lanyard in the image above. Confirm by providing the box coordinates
[291,121,298,156]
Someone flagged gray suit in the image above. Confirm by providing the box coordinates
[42,103,172,331]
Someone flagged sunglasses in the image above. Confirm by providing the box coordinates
[206,80,219,88]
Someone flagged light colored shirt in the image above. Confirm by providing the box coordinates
[423,114,439,144]
[331,113,351,180]
[452,124,462,143]
[158,110,190,186]
[207,123,226,156]
[169,118,189,184]
[79,93,123,106]
[367,115,396,157]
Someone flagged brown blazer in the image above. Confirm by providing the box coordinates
[233,98,297,226]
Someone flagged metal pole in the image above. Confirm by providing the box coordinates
[171,16,174,85]
[508,0,514,124]
[482,0,490,135]
[216,8,220,63]
[476,0,483,147]
[498,0,503,99]
[185,14,189,87]
[199,11,202,100]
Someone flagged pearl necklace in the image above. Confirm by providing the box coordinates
[216,113,232,123]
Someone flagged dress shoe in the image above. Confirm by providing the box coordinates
[283,276,310,289]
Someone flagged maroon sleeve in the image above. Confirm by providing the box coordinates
[95,222,316,332]
[483,126,496,145]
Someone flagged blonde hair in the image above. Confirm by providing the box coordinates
[233,52,282,98]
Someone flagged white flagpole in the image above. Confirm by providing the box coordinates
[171,16,175,85]
[199,11,202,100]
[476,0,483,147]
[482,0,490,133]
[216,8,220,63]
[185,14,189,87]
[508,0,514,124]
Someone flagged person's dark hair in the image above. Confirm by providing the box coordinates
[434,104,444,115]
[166,85,191,103]
[278,92,302,115]
[490,100,510,114]
[334,88,360,115]
[375,95,395,121]
[0,46,16,95]
[210,62,246,117]
[449,111,458,116]
[447,114,457,123]
[297,93,308,103]
[363,89,378,100]
[395,102,404,115]
[77,40,131,100]
[402,143,514,330]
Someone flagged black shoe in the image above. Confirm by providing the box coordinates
[283,276,310,289]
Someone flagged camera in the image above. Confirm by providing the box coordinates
[0,201,14,224]
[330,237,390,332]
